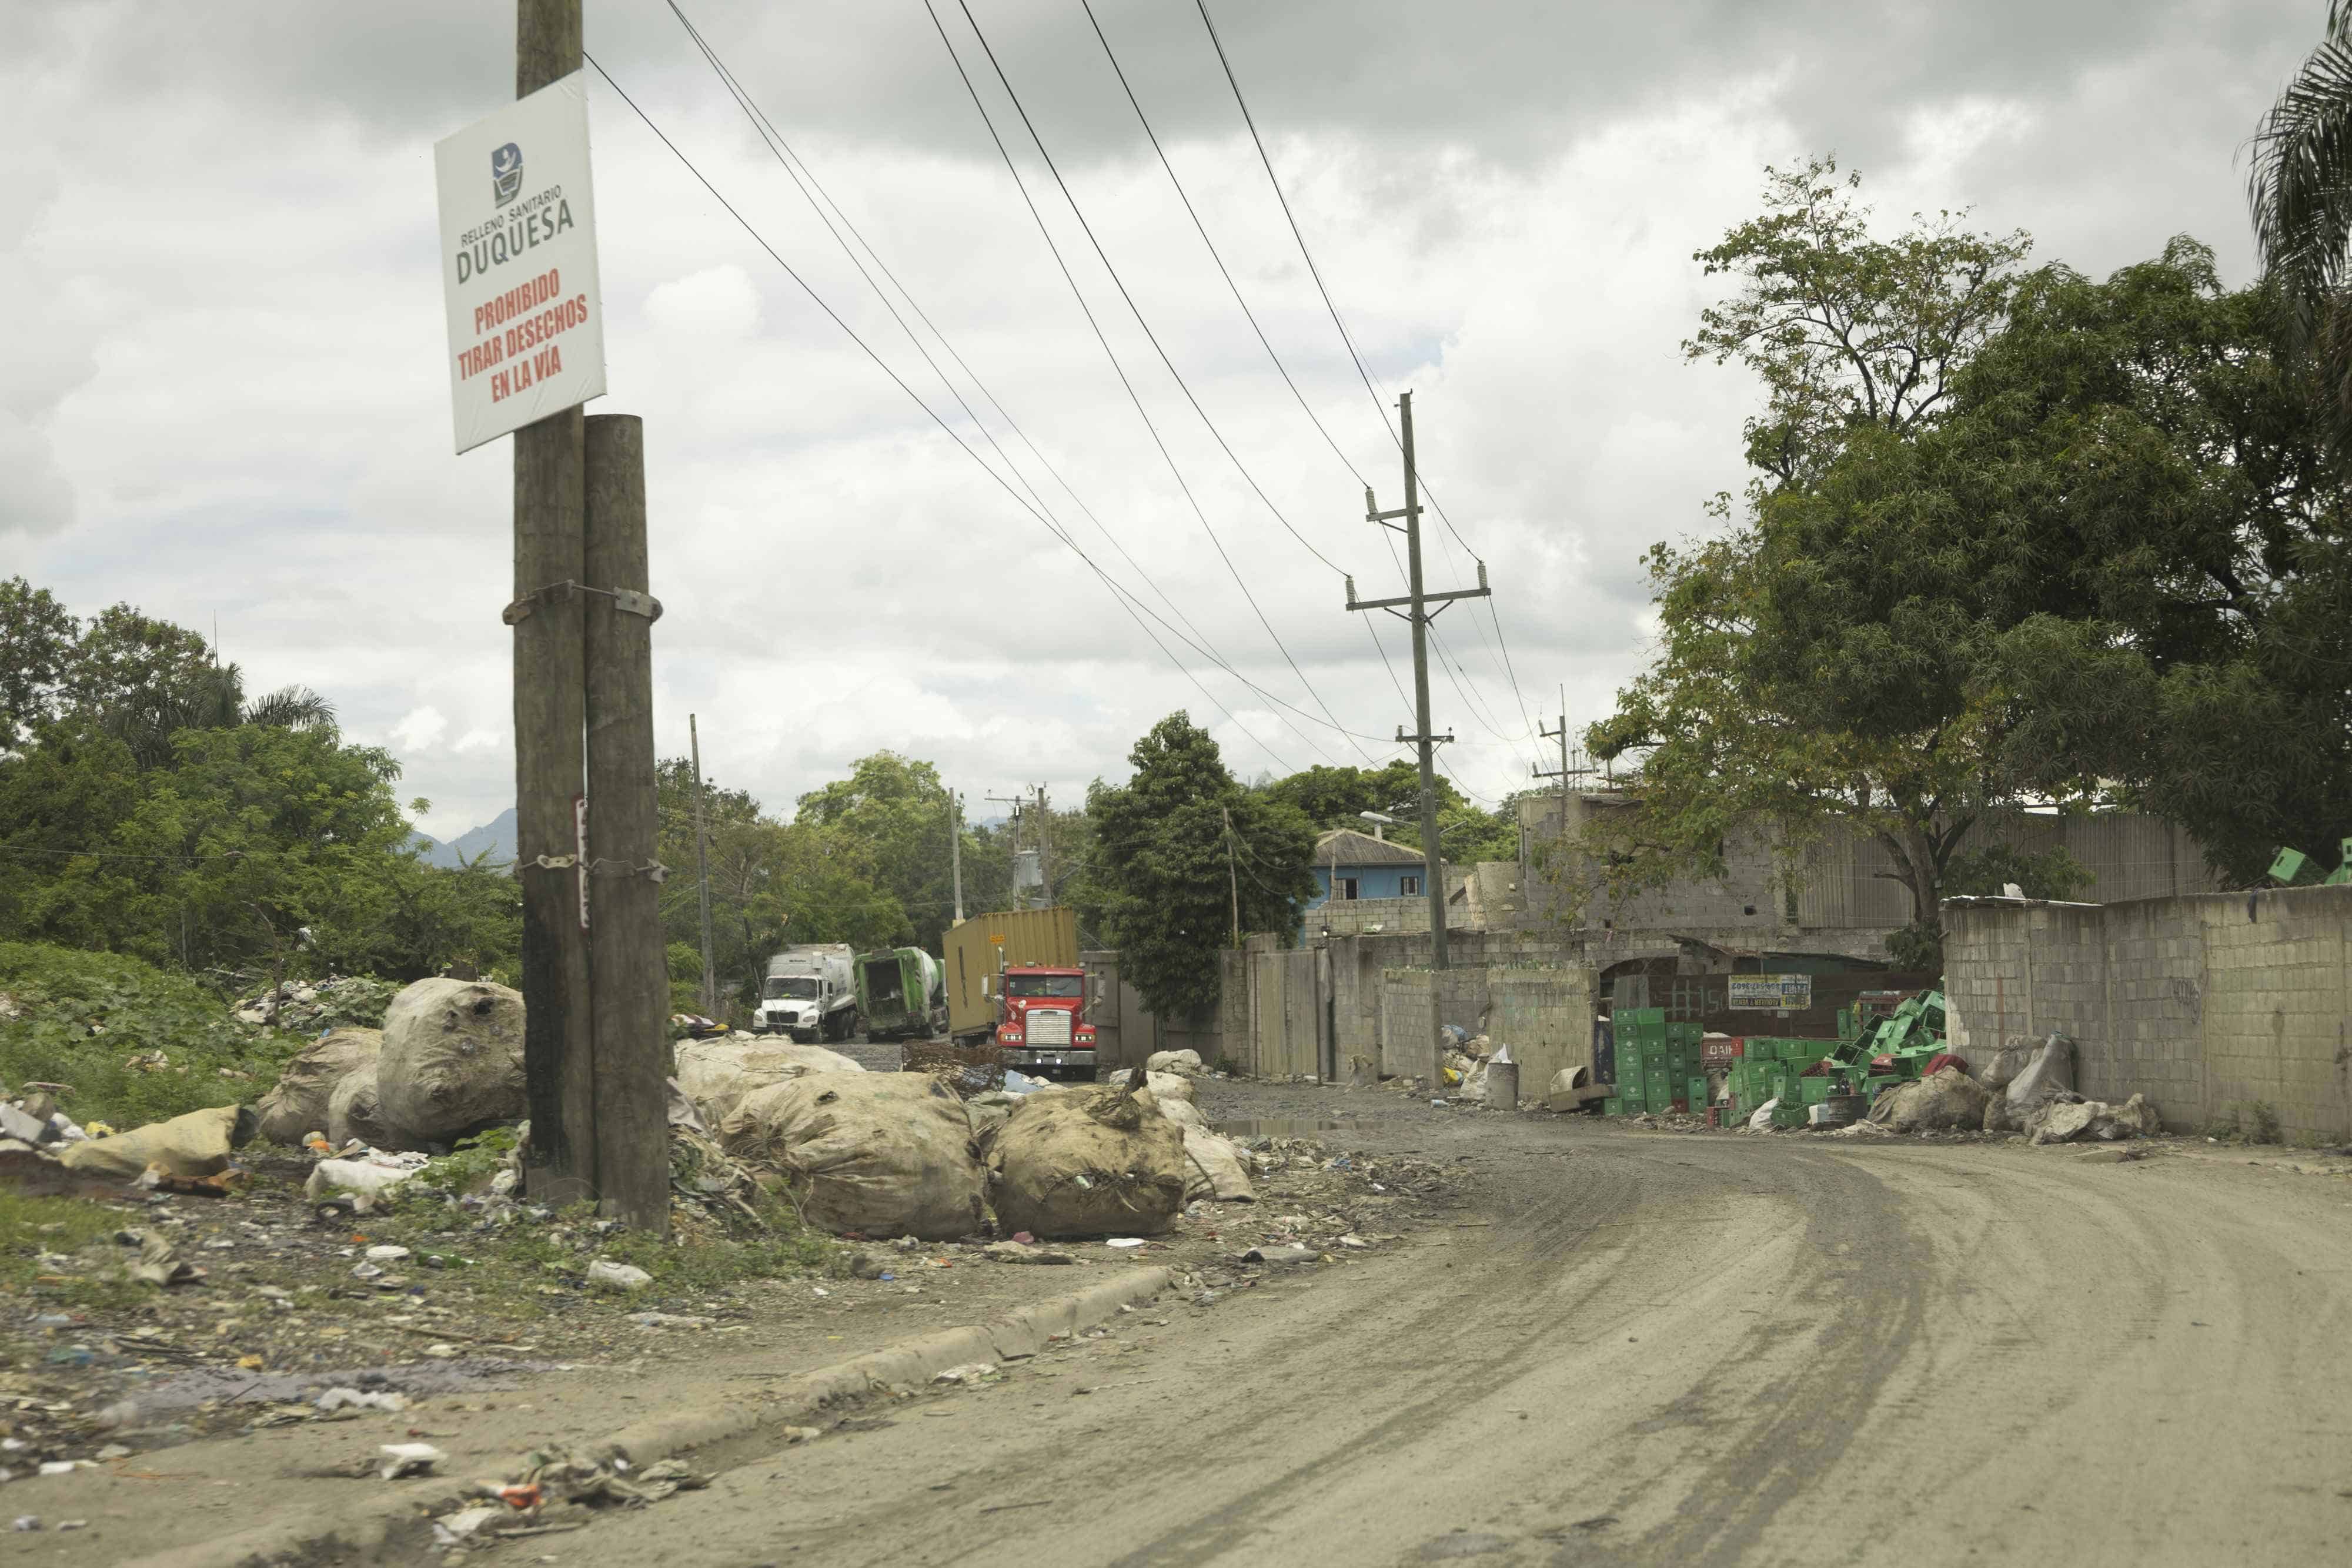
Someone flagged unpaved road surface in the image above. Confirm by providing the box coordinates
[546,1093,2352,1567]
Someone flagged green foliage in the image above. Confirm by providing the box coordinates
[1091,714,1317,1019]
[1687,156,2030,490]
[0,941,298,1128]
[1943,844,2092,902]
[0,1185,145,1311]
[2247,2,2352,446]
[2207,1100,2284,1145]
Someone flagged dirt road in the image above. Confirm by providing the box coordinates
[551,1096,2352,1567]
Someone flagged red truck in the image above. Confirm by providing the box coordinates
[988,966,1099,1081]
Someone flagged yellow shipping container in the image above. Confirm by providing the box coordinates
[943,907,1080,1039]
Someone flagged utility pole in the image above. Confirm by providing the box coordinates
[1034,784,1053,905]
[1221,805,1241,947]
[582,412,668,1232]
[987,791,1028,910]
[689,714,716,1015]
[947,786,965,925]
[513,0,593,1206]
[1534,685,1593,835]
[1345,390,1489,1089]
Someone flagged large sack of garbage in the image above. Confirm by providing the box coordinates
[377,979,526,1145]
[256,1028,381,1146]
[58,1104,256,1181]
[2028,1093,2161,1145]
[329,1064,403,1149]
[988,1078,1189,1238]
[1146,1048,1205,1077]
[1869,1066,1990,1132]
[1985,1033,2079,1132]
[1181,1126,1256,1203]
[675,1037,863,1123]
[717,1072,984,1241]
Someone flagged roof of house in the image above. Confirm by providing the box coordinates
[1314,828,1432,867]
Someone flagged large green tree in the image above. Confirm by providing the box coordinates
[1593,161,2038,936]
[2249,1,2352,446]
[1091,714,1315,1020]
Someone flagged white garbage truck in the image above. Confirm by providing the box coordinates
[753,944,859,1042]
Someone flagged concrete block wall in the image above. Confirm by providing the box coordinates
[1943,886,2352,1139]
[1486,967,1598,1092]
[2197,894,2350,1140]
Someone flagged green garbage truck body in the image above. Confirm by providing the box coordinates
[856,947,945,1042]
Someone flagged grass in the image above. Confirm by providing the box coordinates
[0,942,302,1129]
[0,1185,149,1312]
[2204,1100,2284,1144]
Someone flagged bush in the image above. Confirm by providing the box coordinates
[2206,1100,2283,1145]
[0,942,301,1128]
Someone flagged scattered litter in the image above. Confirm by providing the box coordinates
[432,1506,500,1545]
[37,1461,79,1477]
[586,1261,653,1293]
[317,1388,408,1414]
[982,1241,1073,1265]
[780,1425,821,1444]
[377,1443,446,1480]
[1105,1238,1146,1249]
[933,1363,996,1385]
[1240,1244,1317,1266]
[627,1312,709,1330]
[363,1245,411,1262]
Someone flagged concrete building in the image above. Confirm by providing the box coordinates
[1305,829,1436,917]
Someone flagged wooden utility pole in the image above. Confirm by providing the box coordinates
[583,413,669,1233]
[1221,805,1242,947]
[1346,391,1489,1089]
[513,0,593,1205]
[947,786,965,925]
[690,713,716,1014]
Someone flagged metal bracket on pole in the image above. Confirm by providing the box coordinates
[503,581,664,625]
[587,858,670,883]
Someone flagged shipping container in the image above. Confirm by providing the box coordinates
[943,907,1080,1040]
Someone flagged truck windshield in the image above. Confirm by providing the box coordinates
[763,977,818,1000]
[1005,975,1082,998]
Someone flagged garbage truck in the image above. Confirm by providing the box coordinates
[855,947,945,1042]
[942,907,1098,1079]
[753,944,858,1042]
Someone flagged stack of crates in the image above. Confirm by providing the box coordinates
[1724,1036,1841,1122]
[1609,1008,1703,1115]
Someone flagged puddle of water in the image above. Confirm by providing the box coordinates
[1210,1118,1401,1137]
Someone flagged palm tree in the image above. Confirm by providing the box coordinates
[2249,2,2352,442]
[106,661,336,768]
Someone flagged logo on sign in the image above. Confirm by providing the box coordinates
[491,142,524,205]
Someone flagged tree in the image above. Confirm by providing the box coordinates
[2249,1,2352,446]
[1593,161,2039,940]
[1688,156,2029,490]
[0,577,76,751]
[1091,714,1315,1021]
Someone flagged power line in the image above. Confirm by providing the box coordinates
[1076,0,1417,729]
[656,6,1374,768]
[1192,0,1539,751]
[580,53,1308,776]
[931,0,1378,764]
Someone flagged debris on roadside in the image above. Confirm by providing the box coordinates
[717,1071,986,1241]
[985,1074,1188,1239]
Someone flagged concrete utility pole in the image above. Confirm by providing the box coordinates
[513,0,593,1206]
[1034,784,1053,905]
[1534,684,1593,844]
[947,786,965,925]
[987,791,1028,910]
[582,413,669,1231]
[1222,804,1242,947]
[690,713,716,1015]
[1345,390,1490,1089]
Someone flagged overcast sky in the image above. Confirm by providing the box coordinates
[1,0,2325,838]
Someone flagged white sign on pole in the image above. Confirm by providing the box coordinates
[433,72,606,454]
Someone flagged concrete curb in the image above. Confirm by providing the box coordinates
[126,1265,1174,1568]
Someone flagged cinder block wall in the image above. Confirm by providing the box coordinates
[1486,967,1598,1091]
[1943,886,2352,1139]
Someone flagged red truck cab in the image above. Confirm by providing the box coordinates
[991,967,1097,1080]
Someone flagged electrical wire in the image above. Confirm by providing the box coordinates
[657,5,1372,768]
[1193,0,1540,751]
[931,0,1379,764]
[1076,0,1417,728]
[581,53,1308,775]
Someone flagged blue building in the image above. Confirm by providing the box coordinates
[1304,828,1435,918]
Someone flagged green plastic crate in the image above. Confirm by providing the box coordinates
[1603,1096,1624,1117]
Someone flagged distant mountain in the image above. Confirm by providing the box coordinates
[412,806,518,869]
